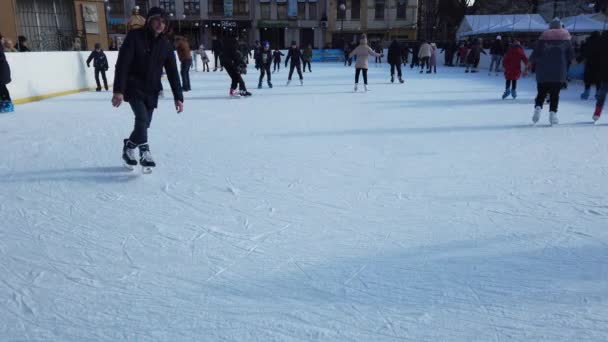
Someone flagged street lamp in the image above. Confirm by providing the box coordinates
[339,1,346,47]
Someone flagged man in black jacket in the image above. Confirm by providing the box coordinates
[593,31,608,122]
[0,34,14,113]
[211,36,223,72]
[221,35,251,97]
[489,35,505,75]
[112,6,184,171]
[86,43,109,91]
[285,41,304,86]
[387,40,404,84]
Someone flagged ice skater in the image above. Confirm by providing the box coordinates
[86,43,109,91]
[529,18,573,125]
[175,36,192,92]
[198,44,210,72]
[112,7,184,172]
[302,44,313,73]
[211,35,223,72]
[580,31,601,100]
[465,38,486,73]
[418,40,432,73]
[349,34,380,92]
[256,41,273,89]
[272,48,284,73]
[387,40,404,83]
[429,43,438,74]
[222,34,251,97]
[592,31,608,122]
[501,39,528,100]
[489,35,505,75]
[285,41,304,86]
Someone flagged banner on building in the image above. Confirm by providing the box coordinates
[224,0,234,17]
[287,0,298,18]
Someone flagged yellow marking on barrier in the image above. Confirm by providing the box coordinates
[13,85,114,105]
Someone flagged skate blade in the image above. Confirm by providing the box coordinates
[142,166,154,174]
[124,163,137,171]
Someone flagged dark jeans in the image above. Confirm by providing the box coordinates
[214,53,222,69]
[94,68,108,90]
[506,80,518,91]
[259,64,271,83]
[355,68,368,84]
[585,81,599,93]
[180,59,192,91]
[420,57,430,71]
[0,84,11,101]
[288,63,303,80]
[390,63,402,78]
[597,82,608,109]
[225,64,246,91]
[410,56,419,68]
[273,60,280,71]
[303,60,311,72]
[128,99,154,145]
[535,82,562,113]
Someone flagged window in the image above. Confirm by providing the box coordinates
[184,0,200,15]
[277,3,287,20]
[159,0,175,14]
[260,3,271,19]
[211,0,223,15]
[350,0,360,19]
[308,2,317,20]
[396,0,406,19]
[374,0,384,20]
[234,0,248,15]
[298,2,306,19]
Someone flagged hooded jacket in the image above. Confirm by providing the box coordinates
[86,50,109,70]
[349,37,380,69]
[503,42,528,80]
[387,40,402,64]
[530,28,574,83]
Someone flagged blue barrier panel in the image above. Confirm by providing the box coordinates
[311,49,344,62]
[568,63,584,80]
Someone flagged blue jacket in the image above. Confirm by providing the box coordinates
[530,29,574,84]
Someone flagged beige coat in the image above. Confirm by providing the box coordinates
[349,44,380,69]
[418,42,432,59]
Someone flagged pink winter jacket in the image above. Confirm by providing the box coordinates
[349,44,380,69]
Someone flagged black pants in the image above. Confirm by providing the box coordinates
[585,81,598,93]
[390,63,402,78]
[225,64,246,91]
[375,56,382,63]
[506,80,518,91]
[128,99,154,145]
[180,59,192,91]
[201,57,210,72]
[259,64,271,83]
[355,68,368,84]
[596,82,608,109]
[535,82,562,113]
[0,84,11,101]
[410,56,419,68]
[94,68,108,90]
[288,63,303,80]
[214,53,222,70]
[420,57,430,71]
[273,60,280,71]
[303,60,311,72]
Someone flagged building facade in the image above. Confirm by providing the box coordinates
[0,0,110,51]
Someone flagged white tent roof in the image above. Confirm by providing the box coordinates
[457,14,548,38]
[562,14,608,33]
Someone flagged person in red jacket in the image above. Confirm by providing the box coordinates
[501,40,529,99]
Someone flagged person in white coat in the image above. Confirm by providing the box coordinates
[349,34,381,92]
[418,41,432,74]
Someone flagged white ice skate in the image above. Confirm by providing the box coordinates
[139,144,155,174]
[300,79,303,86]
[549,111,559,126]
[364,84,369,92]
[354,83,358,92]
[532,106,542,124]
[286,80,291,86]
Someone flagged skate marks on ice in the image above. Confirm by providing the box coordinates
[0,166,139,184]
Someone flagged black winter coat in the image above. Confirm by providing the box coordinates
[599,32,608,82]
[285,47,304,66]
[211,39,223,54]
[387,41,401,64]
[113,28,183,109]
[255,49,272,68]
[86,50,109,70]
[0,44,11,85]
[490,40,505,55]
[583,33,602,84]
[272,50,284,62]
[220,36,243,67]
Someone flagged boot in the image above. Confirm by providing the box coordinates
[364,84,369,92]
[532,106,542,124]
[511,90,517,99]
[399,77,404,84]
[581,89,590,100]
[549,111,559,126]
[240,90,252,97]
[502,89,511,100]
[391,75,394,83]
[138,143,156,168]
[354,83,358,92]
[286,79,291,86]
[593,105,603,122]
[300,79,303,86]
[229,88,240,97]
[258,81,262,89]
[122,139,138,166]
[268,81,273,88]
